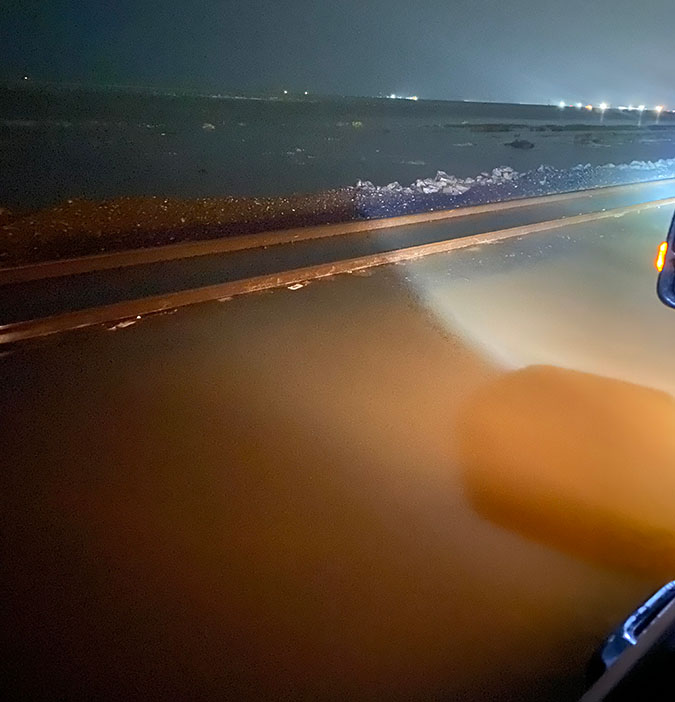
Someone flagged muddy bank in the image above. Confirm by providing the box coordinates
[0,189,358,265]
[2,155,674,267]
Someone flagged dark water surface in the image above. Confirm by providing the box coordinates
[4,84,675,210]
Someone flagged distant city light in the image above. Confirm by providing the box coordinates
[304,91,308,95]
[23,75,29,81]
[389,93,397,99]
[406,95,419,101]
[283,90,288,94]
[544,100,668,116]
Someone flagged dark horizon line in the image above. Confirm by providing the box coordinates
[0,78,558,108]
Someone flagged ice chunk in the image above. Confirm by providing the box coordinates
[354,156,675,217]
[109,319,137,331]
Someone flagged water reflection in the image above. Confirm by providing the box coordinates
[2,261,666,701]
[457,365,675,578]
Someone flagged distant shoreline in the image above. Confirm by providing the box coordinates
[3,80,673,116]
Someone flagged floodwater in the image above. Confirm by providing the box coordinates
[3,206,675,699]
[4,85,675,210]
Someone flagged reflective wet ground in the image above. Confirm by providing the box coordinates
[3,206,675,700]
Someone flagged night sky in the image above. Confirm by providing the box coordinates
[2,0,673,105]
